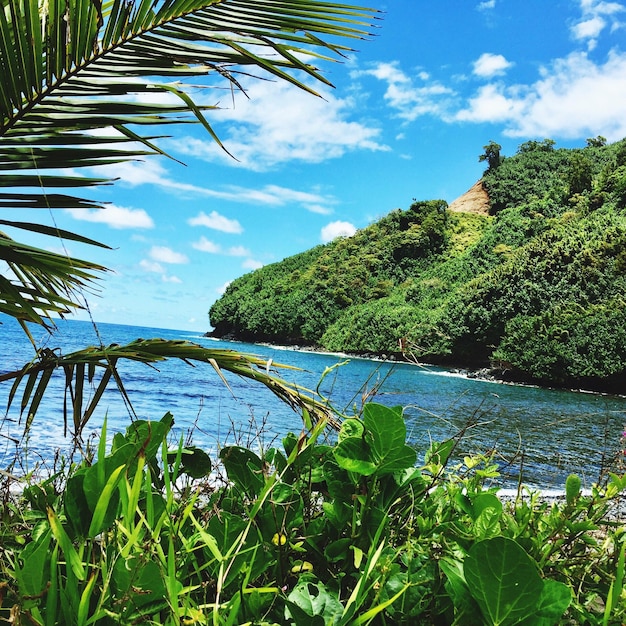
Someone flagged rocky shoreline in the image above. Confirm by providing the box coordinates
[498,489,626,524]
[205,330,625,397]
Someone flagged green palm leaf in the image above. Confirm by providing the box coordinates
[0,339,340,439]
[1,0,376,326]
[0,0,375,438]
[0,229,108,334]
[1,0,377,208]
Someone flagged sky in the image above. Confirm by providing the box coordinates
[9,0,626,332]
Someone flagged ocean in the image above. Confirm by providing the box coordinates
[2,315,626,490]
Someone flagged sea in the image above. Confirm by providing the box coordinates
[2,315,626,490]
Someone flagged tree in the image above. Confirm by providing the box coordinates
[0,0,376,443]
[586,136,607,148]
[517,139,556,153]
[567,152,593,196]
[479,141,502,172]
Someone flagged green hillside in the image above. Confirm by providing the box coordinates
[209,138,626,392]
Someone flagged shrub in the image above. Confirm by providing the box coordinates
[2,404,626,624]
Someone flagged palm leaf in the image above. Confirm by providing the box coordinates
[0,229,107,337]
[1,0,377,208]
[0,339,340,439]
[0,0,377,327]
[0,0,374,439]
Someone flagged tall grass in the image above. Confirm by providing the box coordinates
[1,403,625,624]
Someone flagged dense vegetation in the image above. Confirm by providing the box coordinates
[3,1,625,622]
[3,405,625,624]
[210,138,626,392]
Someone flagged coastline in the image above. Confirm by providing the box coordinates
[205,331,626,399]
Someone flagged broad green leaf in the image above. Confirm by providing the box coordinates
[285,580,343,626]
[362,403,417,475]
[439,556,483,624]
[464,537,544,626]
[472,493,503,539]
[339,417,364,441]
[220,446,265,497]
[324,538,353,563]
[125,414,174,462]
[424,438,455,467]
[472,492,503,520]
[177,445,213,479]
[517,579,571,626]
[16,528,52,597]
[111,557,168,613]
[64,470,92,538]
[333,436,377,476]
[474,506,502,540]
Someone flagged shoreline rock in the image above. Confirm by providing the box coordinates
[205,330,626,398]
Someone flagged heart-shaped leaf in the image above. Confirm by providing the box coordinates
[363,403,417,475]
[464,537,543,626]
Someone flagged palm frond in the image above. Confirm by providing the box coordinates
[0,228,108,331]
[0,0,373,437]
[1,0,378,209]
[0,0,377,327]
[0,339,340,439]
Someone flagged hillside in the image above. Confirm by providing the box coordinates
[209,138,626,393]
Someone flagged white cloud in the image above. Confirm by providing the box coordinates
[473,53,513,78]
[139,259,164,273]
[139,258,182,283]
[321,221,356,243]
[149,246,189,264]
[456,50,626,140]
[192,237,251,257]
[188,210,243,234]
[227,245,251,257]
[456,83,526,124]
[100,160,337,213]
[305,204,333,215]
[192,237,221,253]
[65,205,154,229]
[477,0,496,10]
[242,259,264,270]
[356,61,455,122]
[217,281,232,295]
[571,0,625,49]
[573,16,607,41]
[174,78,388,170]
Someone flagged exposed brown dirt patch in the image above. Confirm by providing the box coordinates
[448,180,490,215]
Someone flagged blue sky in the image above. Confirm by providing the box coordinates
[14,0,626,331]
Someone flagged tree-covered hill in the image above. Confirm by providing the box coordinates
[209,138,626,392]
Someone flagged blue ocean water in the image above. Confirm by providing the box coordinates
[1,314,626,489]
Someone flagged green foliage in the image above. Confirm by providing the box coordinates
[565,474,582,506]
[479,140,502,172]
[482,143,572,214]
[210,138,626,390]
[2,404,625,624]
[491,297,626,385]
[587,136,608,148]
[464,537,570,626]
[567,151,594,196]
[210,200,457,345]
[517,139,557,153]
